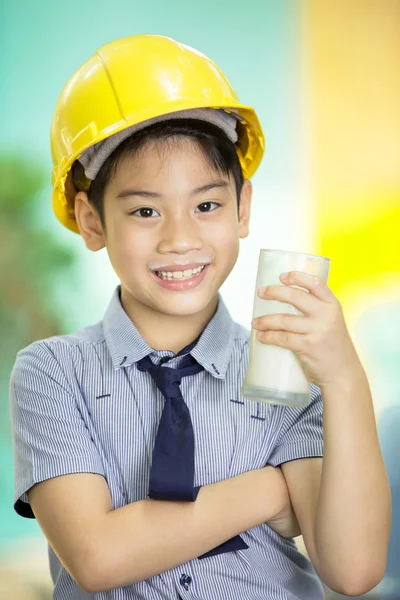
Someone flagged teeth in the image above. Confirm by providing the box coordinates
[157,265,206,281]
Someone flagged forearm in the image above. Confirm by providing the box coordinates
[267,501,301,539]
[265,467,301,538]
[314,366,391,590]
[89,466,286,592]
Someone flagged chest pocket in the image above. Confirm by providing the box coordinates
[82,363,162,508]
[226,390,283,478]
[187,368,284,487]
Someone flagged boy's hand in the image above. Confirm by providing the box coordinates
[266,497,302,539]
[264,466,301,539]
[251,271,363,389]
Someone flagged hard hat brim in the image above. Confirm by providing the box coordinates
[52,102,264,234]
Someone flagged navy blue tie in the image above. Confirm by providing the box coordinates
[136,352,249,559]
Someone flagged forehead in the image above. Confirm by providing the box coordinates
[112,136,231,185]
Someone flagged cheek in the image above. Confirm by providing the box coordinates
[207,222,240,271]
[210,216,239,248]
[217,230,239,253]
[106,219,148,266]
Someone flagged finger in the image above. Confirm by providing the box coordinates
[256,329,305,352]
[258,272,332,316]
[252,313,312,334]
[258,283,319,316]
[280,271,334,302]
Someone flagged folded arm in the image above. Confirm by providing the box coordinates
[28,465,287,593]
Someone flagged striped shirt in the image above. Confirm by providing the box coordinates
[10,284,325,600]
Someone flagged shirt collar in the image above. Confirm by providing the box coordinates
[103,285,235,379]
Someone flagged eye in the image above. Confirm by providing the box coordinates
[195,202,221,213]
[129,207,160,218]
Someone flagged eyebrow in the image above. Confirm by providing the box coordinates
[116,180,229,200]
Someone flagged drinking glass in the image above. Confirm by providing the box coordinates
[241,249,331,407]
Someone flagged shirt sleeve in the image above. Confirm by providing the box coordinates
[9,340,106,519]
[267,384,324,467]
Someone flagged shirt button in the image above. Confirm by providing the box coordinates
[179,573,192,589]
[159,356,170,365]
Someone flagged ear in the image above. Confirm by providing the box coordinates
[238,179,252,239]
[74,191,106,251]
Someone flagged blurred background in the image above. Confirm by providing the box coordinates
[1,0,399,598]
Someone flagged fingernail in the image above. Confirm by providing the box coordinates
[258,286,267,296]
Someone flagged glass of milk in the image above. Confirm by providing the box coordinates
[241,249,331,407]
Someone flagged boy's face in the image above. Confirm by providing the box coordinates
[75,137,252,320]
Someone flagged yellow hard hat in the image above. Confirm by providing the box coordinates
[51,34,265,234]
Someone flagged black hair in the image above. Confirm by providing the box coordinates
[72,118,244,230]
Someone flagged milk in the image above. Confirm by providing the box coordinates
[241,249,330,407]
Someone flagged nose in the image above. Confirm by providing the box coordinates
[157,212,203,254]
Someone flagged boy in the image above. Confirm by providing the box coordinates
[10,34,390,599]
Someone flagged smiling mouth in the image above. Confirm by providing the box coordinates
[155,265,206,281]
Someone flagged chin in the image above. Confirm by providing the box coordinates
[151,289,217,317]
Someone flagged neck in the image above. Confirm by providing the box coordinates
[120,287,219,354]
